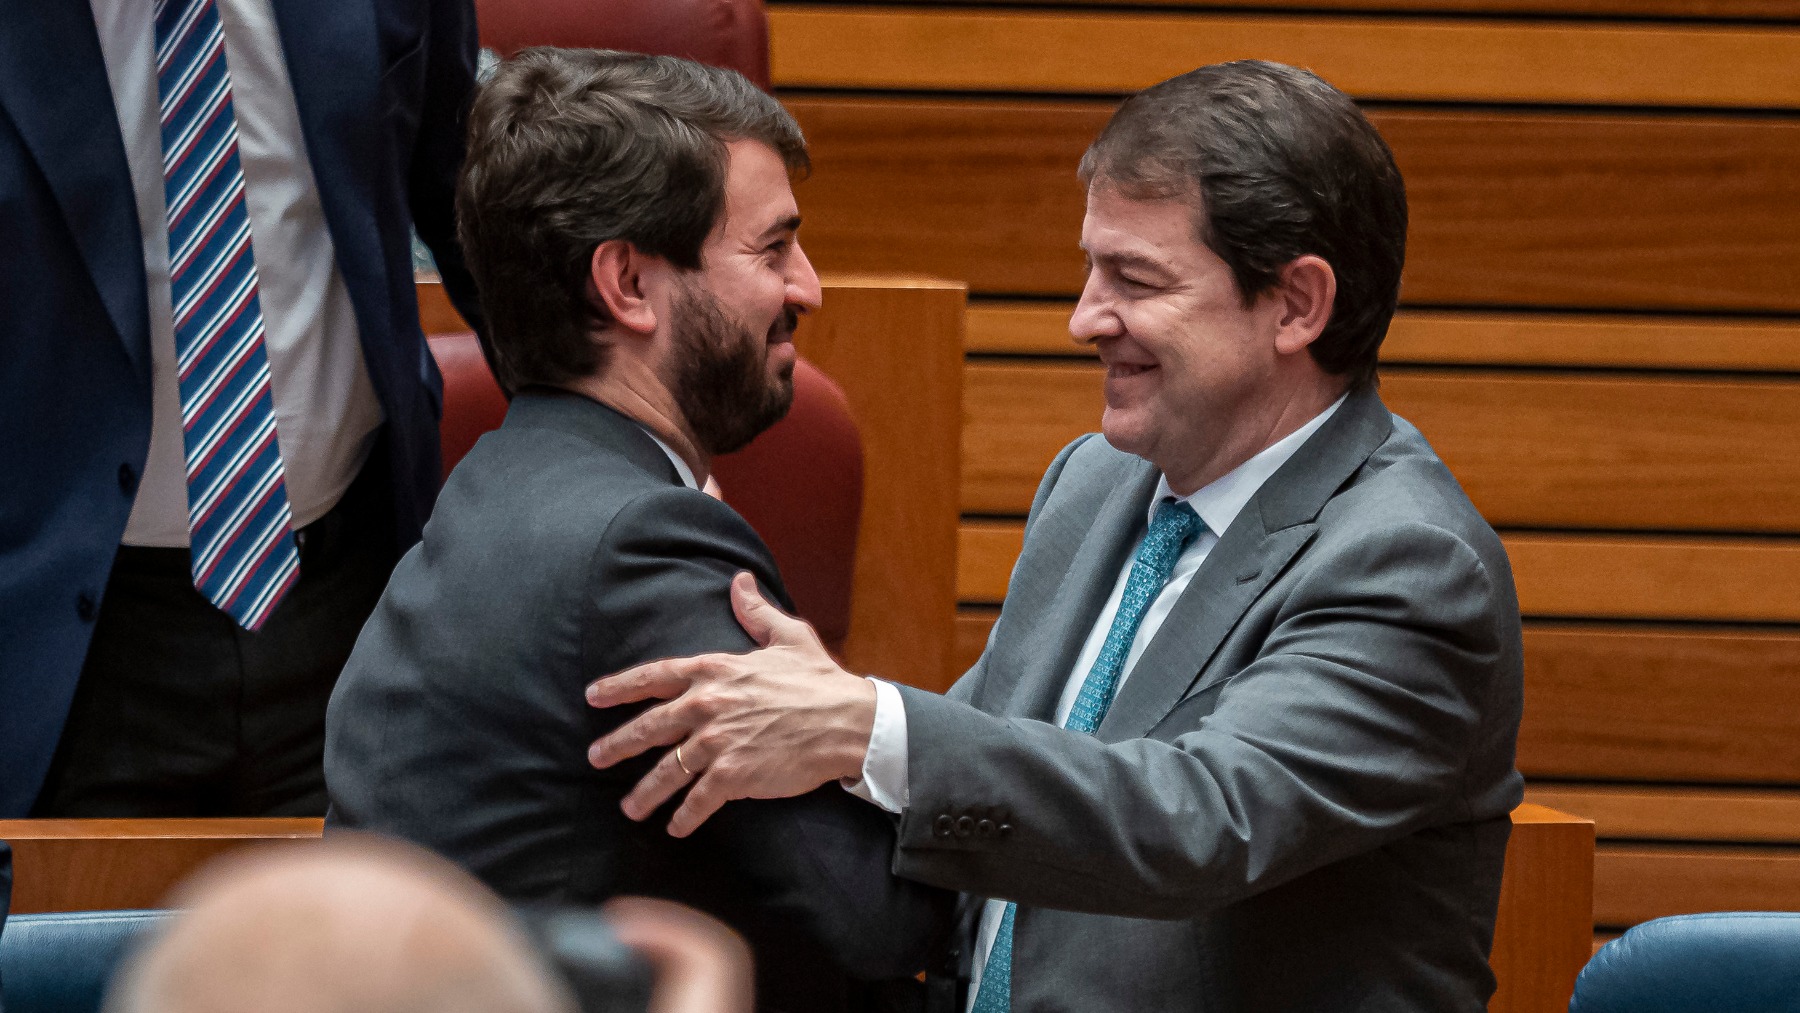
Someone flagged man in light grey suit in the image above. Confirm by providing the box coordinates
[587,61,1525,1012]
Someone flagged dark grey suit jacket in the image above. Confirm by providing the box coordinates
[325,390,949,1011]
[897,387,1524,1012]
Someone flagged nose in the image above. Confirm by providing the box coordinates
[1069,272,1121,348]
[787,241,823,313]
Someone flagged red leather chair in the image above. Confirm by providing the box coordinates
[426,0,864,653]
[476,0,772,91]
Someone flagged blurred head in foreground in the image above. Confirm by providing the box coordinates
[106,838,574,1013]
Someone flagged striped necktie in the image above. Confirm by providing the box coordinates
[155,0,299,629]
[970,499,1204,1013]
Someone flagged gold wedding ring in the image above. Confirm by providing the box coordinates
[675,743,694,776]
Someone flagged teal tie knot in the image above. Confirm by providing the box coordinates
[970,498,1205,1013]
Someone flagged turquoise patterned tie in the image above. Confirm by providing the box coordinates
[970,499,1204,1012]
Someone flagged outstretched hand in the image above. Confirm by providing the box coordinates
[586,571,877,837]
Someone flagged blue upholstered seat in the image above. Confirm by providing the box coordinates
[0,910,168,1013]
[1570,911,1800,1013]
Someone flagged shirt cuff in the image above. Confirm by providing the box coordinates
[841,677,909,813]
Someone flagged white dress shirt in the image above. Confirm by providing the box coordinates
[848,394,1345,1003]
[92,0,382,546]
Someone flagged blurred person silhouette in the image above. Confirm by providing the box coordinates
[106,838,752,1013]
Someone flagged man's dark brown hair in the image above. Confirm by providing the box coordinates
[1079,60,1407,390]
[456,47,809,394]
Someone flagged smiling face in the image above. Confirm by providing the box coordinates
[660,139,821,455]
[1072,183,1313,493]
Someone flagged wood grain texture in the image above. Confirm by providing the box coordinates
[797,276,967,692]
[1519,626,1800,783]
[1525,785,1800,843]
[961,362,1800,531]
[825,1,1800,19]
[770,6,1800,107]
[416,278,467,335]
[1490,806,1596,1013]
[968,302,1800,372]
[788,97,1800,311]
[0,818,322,914]
[1594,843,1800,927]
[959,522,1800,621]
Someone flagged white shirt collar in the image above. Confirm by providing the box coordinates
[1151,393,1348,537]
[636,426,700,490]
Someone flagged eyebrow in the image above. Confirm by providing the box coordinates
[756,215,802,243]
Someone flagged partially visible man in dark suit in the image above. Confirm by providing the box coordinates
[0,0,484,817]
[324,49,950,1012]
[590,61,1524,1012]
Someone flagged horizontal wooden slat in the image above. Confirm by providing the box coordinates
[1505,534,1800,622]
[1520,627,1800,783]
[0,818,323,914]
[1595,843,1800,926]
[837,1,1800,19]
[959,523,1800,622]
[771,7,1800,107]
[790,98,1800,311]
[955,607,999,678]
[968,303,1800,372]
[1526,785,1800,843]
[961,362,1800,531]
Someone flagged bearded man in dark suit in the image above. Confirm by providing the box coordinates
[323,49,949,1012]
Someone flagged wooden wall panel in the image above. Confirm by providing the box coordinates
[790,98,1800,311]
[839,1,1800,21]
[1595,844,1800,927]
[1526,785,1800,844]
[961,362,1800,531]
[795,276,967,693]
[1519,627,1800,783]
[960,523,1800,622]
[968,303,1800,373]
[0,819,322,914]
[770,7,1800,107]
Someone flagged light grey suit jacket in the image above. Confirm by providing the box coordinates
[897,387,1524,1012]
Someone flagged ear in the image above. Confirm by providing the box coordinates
[1270,255,1337,357]
[589,239,661,336]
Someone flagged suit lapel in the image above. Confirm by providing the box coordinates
[0,0,149,375]
[983,454,1160,722]
[1096,387,1396,742]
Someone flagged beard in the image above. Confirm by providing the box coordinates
[666,280,797,457]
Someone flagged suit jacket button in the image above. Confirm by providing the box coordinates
[117,463,138,495]
[976,819,996,838]
[998,822,1013,837]
[934,815,955,838]
[955,816,975,838]
[76,592,98,622]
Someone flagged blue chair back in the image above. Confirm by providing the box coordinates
[1571,911,1800,1013]
[0,911,168,1013]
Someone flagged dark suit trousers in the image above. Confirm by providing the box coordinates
[32,451,398,817]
